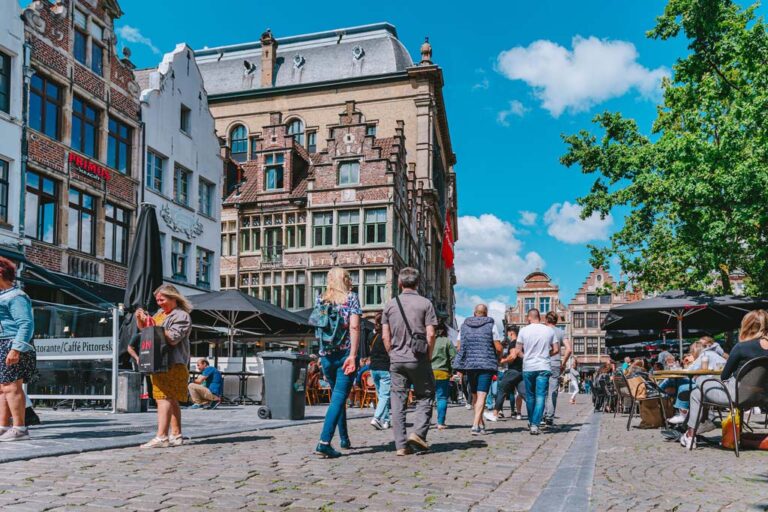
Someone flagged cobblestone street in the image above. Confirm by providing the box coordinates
[0,396,766,511]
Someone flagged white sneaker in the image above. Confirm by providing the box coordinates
[168,435,185,447]
[483,411,498,423]
[516,414,522,420]
[382,421,391,429]
[140,437,169,449]
[370,418,384,430]
[668,413,687,425]
[680,431,696,449]
[465,403,473,410]
[530,425,540,435]
[0,428,29,442]
[697,420,717,434]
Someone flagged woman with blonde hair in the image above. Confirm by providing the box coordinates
[127,284,192,448]
[311,267,361,458]
[680,309,768,449]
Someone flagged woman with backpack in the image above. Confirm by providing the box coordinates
[310,267,361,458]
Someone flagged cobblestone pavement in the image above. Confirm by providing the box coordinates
[0,398,595,512]
[592,409,768,511]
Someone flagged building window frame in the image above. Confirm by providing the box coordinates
[264,153,284,190]
[29,73,62,140]
[0,51,10,114]
[338,160,360,186]
[286,118,304,146]
[337,209,360,246]
[180,103,191,134]
[364,269,386,307]
[196,247,214,289]
[572,312,585,329]
[146,150,165,193]
[364,208,386,244]
[104,202,129,264]
[229,125,247,162]
[173,165,191,206]
[586,337,598,355]
[25,171,57,244]
[107,116,132,174]
[171,237,190,281]
[306,130,317,153]
[198,177,215,217]
[67,187,96,255]
[586,311,599,329]
[71,95,100,158]
[0,159,8,223]
[539,297,551,314]
[524,297,536,313]
[313,211,333,247]
[311,272,326,300]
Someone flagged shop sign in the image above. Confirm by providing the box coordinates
[69,153,112,182]
[36,337,112,357]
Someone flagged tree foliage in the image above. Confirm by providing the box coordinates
[561,0,768,295]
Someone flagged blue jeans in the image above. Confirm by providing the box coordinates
[435,378,451,426]
[371,369,391,423]
[523,370,551,427]
[319,350,355,444]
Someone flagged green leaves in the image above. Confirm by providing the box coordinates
[562,0,768,295]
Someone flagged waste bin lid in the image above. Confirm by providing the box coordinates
[260,351,311,362]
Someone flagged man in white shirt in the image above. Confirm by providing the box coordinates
[516,308,559,435]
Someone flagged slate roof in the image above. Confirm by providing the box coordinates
[195,23,414,96]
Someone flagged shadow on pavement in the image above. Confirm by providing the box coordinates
[192,435,272,446]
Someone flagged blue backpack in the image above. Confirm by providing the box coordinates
[308,301,347,352]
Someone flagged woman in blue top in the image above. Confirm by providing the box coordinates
[0,257,35,442]
[313,267,361,458]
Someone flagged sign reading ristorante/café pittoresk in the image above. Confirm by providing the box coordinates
[36,337,112,358]
[68,153,112,182]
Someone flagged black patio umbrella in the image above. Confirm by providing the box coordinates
[603,290,768,357]
[604,327,711,348]
[118,204,163,357]
[188,290,311,359]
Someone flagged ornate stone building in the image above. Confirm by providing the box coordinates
[19,0,140,307]
[567,267,642,370]
[196,24,458,319]
[505,270,569,332]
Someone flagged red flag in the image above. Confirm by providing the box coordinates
[441,209,454,269]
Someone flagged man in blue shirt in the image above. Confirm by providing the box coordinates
[188,359,223,409]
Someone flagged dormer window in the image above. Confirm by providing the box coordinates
[286,118,304,146]
[265,153,284,190]
[229,125,247,162]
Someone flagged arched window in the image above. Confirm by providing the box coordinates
[229,125,248,162]
[286,118,304,146]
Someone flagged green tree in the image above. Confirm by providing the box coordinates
[561,0,768,295]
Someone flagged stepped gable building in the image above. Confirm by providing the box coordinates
[568,267,642,371]
[505,270,569,332]
[135,44,224,296]
[196,24,458,320]
[19,0,140,307]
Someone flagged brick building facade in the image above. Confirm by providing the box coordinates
[20,0,140,306]
[567,267,642,371]
[505,271,569,333]
[198,24,458,319]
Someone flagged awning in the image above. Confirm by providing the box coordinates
[0,246,26,263]
[20,261,122,310]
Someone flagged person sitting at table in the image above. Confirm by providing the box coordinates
[623,358,647,377]
[680,310,768,449]
[664,341,728,425]
[700,335,728,359]
[188,359,222,410]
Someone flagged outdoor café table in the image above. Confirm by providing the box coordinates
[652,369,722,380]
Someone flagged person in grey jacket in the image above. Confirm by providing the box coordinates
[0,257,35,442]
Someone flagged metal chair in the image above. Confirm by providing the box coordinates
[692,356,768,457]
[620,371,668,431]
[611,374,632,418]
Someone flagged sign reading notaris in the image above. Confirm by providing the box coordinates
[35,337,113,357]
[68,153,112,182]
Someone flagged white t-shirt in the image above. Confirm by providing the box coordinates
[517,323,556,372]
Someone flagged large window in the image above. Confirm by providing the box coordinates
[313,212,333,247]
[25,172,57,243]
[285,213,306,248]
[68,188,95,254]
[91,40,104,76]
[107,117,132,174]
[196,247,213,288]
[286,119,304,146]
[599,294,612,304]
[586,337,598,355]
[284,272,306,310]
[524,297,536,313]
[573,337,585,354]
[586,293,599,305]
[338,210,359,246]
[199,178,214,217]
[265,153,284,190]
[221,220,237,256]
[29,73,62,140]
[364,208,386,244]
[539,297,551,314]
[586,311,599,328]
[229,125,247,162]
[572,312,585,329]
[0,52,10,114]
[0,159,8,223]
[311,272,326,300]
[174,165,191,206]
[364,269,386,306]
[338,161,360,185]
[71,96,100,158]
[240,215,260,253]
[146,151,165,192]
[171,238,189,281]
[74,24,87,66]
[105,203,129,263]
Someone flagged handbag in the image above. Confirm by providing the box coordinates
[138,316,169,374]
[721,409,742,449]
[395,295,428,356]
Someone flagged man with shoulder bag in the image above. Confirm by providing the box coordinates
[382,268,438,456]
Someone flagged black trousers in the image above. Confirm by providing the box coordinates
[495,370,523,412]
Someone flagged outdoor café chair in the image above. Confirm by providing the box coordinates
[620,371,668,431]
[359,371,378,408]
[691,356,768,457]
[611,374,632,419]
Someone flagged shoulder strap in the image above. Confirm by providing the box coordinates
[395,295,413,337]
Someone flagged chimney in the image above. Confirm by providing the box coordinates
[260,29,277,87]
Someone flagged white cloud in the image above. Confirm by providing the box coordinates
[543,201,613,244]
[496,36,668,117]
[117,25,160,54]
[455,214,544,289]
[519,210,538,226]
[497,100,528,125]
[455,290,509,331]
[472,77,490,91]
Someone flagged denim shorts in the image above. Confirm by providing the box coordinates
[466,369,494,394]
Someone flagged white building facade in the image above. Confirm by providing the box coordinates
[137,44,222,295]
[0,0,24,250]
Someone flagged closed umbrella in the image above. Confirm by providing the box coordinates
[118,204,163,357]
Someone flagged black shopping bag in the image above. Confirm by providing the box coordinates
[138,326,168,374]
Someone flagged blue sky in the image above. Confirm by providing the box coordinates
[85,0,707,321]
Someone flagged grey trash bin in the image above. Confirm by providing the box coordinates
[117,371,142,413]
[260,352,310,420]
